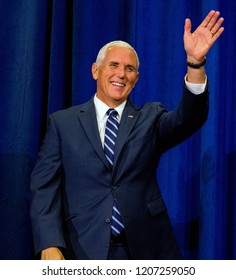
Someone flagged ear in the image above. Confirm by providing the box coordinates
[91,63,98,80]
[133,72,140,88]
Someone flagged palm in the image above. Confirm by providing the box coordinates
[184,10,224,61]
[185,26,214,60]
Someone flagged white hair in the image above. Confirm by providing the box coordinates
[95,40,140,70]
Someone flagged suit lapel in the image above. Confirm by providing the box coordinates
[113,99,140,168]
[77,98,110,169]
[77,97,140,171]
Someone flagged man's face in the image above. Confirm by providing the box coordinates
[92,46,139,107]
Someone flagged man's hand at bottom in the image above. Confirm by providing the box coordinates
[41,247,65,260]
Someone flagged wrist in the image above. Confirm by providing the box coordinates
[186,56,206,69]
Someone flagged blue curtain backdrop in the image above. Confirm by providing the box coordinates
[0,0,235,260]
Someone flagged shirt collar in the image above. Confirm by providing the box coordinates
[94,94,127,121]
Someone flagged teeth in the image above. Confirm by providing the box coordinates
[111,82,125,87]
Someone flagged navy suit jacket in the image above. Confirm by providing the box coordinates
[30,85,209,259]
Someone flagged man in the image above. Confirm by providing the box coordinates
[30,10,224,259]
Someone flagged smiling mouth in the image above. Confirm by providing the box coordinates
[111,81,125,87]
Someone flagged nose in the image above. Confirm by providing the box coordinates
[115,66,125,78]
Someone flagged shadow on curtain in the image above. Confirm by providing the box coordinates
[0,0,235,259]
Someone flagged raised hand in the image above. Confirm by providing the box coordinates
[184,10,224,62]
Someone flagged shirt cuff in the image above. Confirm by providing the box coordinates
[184,74,207,95]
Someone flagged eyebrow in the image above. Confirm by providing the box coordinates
[108,61,119,65]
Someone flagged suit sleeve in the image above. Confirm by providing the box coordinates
[157,83,209,153]
[30,114,66,256]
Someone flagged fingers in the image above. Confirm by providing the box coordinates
[202,10,224,33]
[200,10,219,28]
[203,10,220,28]
[210,18,224,37]
[211,26,224,42]
[198,10,224,41]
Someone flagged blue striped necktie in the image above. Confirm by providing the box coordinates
[104,108,125,236]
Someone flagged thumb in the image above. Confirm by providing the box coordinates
[184,18,192,36]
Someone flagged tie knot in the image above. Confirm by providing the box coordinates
[107,108,118,117]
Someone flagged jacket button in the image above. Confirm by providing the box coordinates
[112,185,117,190]
[105,218,111,223]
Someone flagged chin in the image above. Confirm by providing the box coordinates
[111,92,127,100]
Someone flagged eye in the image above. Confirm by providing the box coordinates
[126,65,136,72]
[109,62,119,68]
[127,66,134,72]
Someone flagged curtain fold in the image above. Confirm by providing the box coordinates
[0,0,235,259]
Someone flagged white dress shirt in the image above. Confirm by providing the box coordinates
[94,95,127,147]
